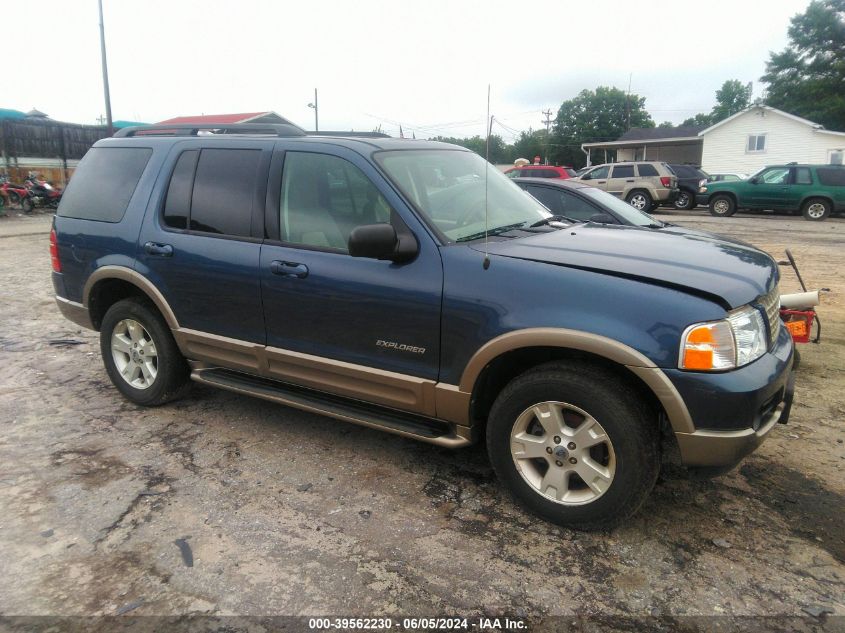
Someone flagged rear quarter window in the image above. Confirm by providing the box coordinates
[817,168,845,186]
[58,147,152,222]
[636,164,658,177]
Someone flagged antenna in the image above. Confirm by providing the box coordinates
[483,84,491,270]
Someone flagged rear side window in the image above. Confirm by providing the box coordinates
[611,165,634,178]
[189,149,261,236]
[163,150,198,229]
[817,168,845,186]
[58,147,152,222]
[794,167,813,185]
[637,164,658,177]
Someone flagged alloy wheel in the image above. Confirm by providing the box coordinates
[510,401,616,505]
[110,319,158,389]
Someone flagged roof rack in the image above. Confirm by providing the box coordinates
[113,122,307,138]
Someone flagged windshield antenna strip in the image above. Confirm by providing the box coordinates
[483,85,491,270]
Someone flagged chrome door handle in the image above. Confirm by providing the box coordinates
[270,260,309,278]
[144,242,173,257]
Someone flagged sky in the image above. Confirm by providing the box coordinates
[7,0,811,141]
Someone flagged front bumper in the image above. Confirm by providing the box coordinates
[667,327,795,468]
[674,370,794,467]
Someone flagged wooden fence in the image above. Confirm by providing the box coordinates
[0,118,110,186]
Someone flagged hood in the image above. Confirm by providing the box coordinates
[471,224,777,308]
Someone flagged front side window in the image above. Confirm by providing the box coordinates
[583,165,610,180]
[58,147,152,222]
[375,149,549,242]
[747,134,766,152]
[758,167,789,184]
[280,152,393,252]
[190,149,261,236]
[525,185,562,214]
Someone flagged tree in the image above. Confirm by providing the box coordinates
[550,86,654,168]
[761,0,845,130]
[711,80,752,122]
[430,134,510,164]
[658,121,675,129]
[681,79,752,127]
[510,129,547,163]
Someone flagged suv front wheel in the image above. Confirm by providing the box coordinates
[626,190,652,211]
[100,298,190,406]
[674,190,695,210]
[486,362,659,530]
[709,194,736,217]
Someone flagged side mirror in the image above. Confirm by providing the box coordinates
[749,176,759,184]
[581,173,590,180]
[348,223,418,262]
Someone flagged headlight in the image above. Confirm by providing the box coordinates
[680,305,767,371]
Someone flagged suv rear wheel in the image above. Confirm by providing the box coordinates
[486,362,659,530]
[100,298,190,406]
[709,194,736,217]
[674,190,694,210]
[801,198,831,221]
[626,190,652,211]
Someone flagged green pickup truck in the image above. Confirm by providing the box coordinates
[699,163,845,221]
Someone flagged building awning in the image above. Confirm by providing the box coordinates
[582,136,702,150]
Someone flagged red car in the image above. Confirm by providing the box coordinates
[505,164,575,179]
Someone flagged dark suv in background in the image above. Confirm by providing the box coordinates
[52,123,794,530]
[667,164,709,210]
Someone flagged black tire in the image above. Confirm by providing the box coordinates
[486,362,659,531]
[709,194,736,217]
[21,197,33,213]
[625,190,652,212]
[674,190,694,210]
[100,298,190,406]
[801,197,831,221]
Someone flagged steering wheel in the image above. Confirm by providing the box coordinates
[455,197,487,228]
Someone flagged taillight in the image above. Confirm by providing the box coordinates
[49,228,61,272]
[660,176,672,187]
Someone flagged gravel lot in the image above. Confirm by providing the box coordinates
[0,210,843,629]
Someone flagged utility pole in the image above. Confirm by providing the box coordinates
[97,0,113,136]
[307,89,319,132]
[541,109,553,165]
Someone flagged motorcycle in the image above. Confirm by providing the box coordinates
[779,249,827,369]
[0,175,29,209]
[21,174,62,212]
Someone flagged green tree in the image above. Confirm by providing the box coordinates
[761,0,845,130]
[550,86,654,168]
[431,134,510,163]
[510,129,547,163]
[711,79,752,122]
[681,112,714,127]
[681,79,752,127]
[658,121,675,128]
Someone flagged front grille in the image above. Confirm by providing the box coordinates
[757,285,781,346]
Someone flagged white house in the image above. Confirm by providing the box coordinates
[699,105,845,174]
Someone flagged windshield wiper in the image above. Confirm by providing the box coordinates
[642,222,666,228]
[455,222,527,242]
[529,214,578,227]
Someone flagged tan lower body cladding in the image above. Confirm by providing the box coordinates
[172,328,472,427]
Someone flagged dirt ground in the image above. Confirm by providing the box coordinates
[0,209,843,629]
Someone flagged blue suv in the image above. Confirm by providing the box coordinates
[52,123,794,529]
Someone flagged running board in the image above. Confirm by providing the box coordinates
[190,367,472,448]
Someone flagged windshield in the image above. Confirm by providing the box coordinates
[375,150,550,241]
[579,187,663,227]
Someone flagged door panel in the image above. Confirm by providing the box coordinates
[137,142,272,344]
[261,146,443,384]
